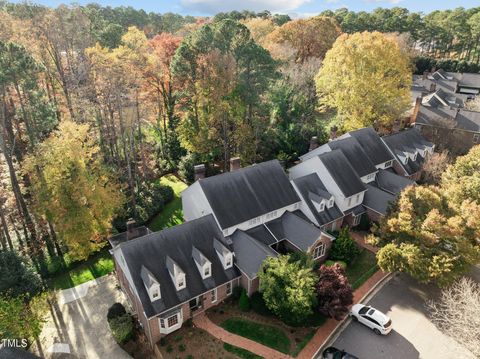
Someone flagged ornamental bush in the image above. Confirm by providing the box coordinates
[107,302,127,321]
[109,313,134,344]
[329,227,359,264]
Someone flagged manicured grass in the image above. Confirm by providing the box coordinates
[292,330,316,357]
[345,249,379,289]
[223,343,264,359]
[48,249,114,290]
[148,174,187,231]
[220,317,291,354]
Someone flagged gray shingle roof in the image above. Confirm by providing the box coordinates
[292,173,344,227]
[318,150,366,197]
[119,215,240,318]
[347,127,394,166]
[328,137,377,177]
[412,75,458,94]
[109,226,151,248]
[231,230,277,279]
[266,211,323,252]
[364,185,396,215]
[376,169,414,195]
[0,348,40,359]
[382,129,433,176]
[198,160,300,229]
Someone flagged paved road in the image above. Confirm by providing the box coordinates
[32,275,131,359]
[329,273,476,359]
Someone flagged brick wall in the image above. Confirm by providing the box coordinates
[366,208,382,223]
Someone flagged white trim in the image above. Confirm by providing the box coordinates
[226,281,233,296]
[313,242,326,259]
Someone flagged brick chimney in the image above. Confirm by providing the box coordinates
[309,136,318,151]
[422,71,428,80]
[229,157,241,172]
[126,218,137,240]
[330,126,338,140]
[430,83,436,92]
[410,96,422,126]
[194,164,206,181]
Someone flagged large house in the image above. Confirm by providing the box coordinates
[110,128,432,345]
[182,159,334,296]
[110,215,241,345]
[411,69,480,154]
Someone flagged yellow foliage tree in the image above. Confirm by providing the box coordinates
[23,121,124,260]
[315,31,412,131]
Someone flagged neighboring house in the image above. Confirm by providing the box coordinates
[291,127,417,225]
[413,69,480,97]
[410,77,480,155]
[182,159,334,295]
[110,215,241,346]
[381,128,435,181]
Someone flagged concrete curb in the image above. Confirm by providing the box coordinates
[310,272,394,359]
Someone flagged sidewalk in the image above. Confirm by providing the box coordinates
[193,313,291,359]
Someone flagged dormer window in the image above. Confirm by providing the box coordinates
[319,202,325,211]
[328,198,334,208]
[214,238,233,270]
[384,160,393,168]
[141,266,161,302]
[192,247,212,280]
[166,256,186,291]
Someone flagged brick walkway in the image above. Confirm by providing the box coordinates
[193,313,291,359]
[350,230,379,253]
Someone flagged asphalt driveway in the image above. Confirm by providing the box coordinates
[32,275,131,359]
[328,273,476,359]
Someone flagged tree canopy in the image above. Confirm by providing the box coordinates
[370,147,480,287]
[23,121,124,260]
[315,31,412,131]
[258,255,318,325]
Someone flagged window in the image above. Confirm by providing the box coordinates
[160,318,165,329]
[204,266,210,277]
[226,281,232,295]
[167,314,179,327]
[353,215,361,226]
[319,202,325,211]
[355,194,360,203]
[313,243,326,259]
[177,277,185,290]
[384,160,392,168]
[347,197,352,206]
[474,134,480,143]
[328,199,334,208]
[413,154,417,161]
[152,290,159,299]
[225,255,232,268]
[211,288,217,303]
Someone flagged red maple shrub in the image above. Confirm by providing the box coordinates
[316,263,353,320]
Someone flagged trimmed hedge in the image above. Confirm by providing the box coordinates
[107,302,134,344]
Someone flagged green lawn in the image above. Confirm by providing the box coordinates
[345,249,379,289]
[48,249,114,290]
[148,174,187,231]
[223,343,264,359]
[220,317,291,354]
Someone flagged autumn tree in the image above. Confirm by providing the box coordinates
[268,16,342,63]
[23,121,124,260]
[420,150,451,185]
[315,31,412,131]
[316,264,353,320]
[258,255,318,325]
[427,277,480,357]
[171,19,277,166]
[369,185,480,287]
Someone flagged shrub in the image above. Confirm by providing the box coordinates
[109,313,134,344]
[166,344,173,353]
[250,292,271,316]
[316,264,353,320]
[159,337,166,346]
[179,343,186,352]
[0,251,42,300]
[329,227,360,264]
[107,302,127,321]
[238,289,251,311]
